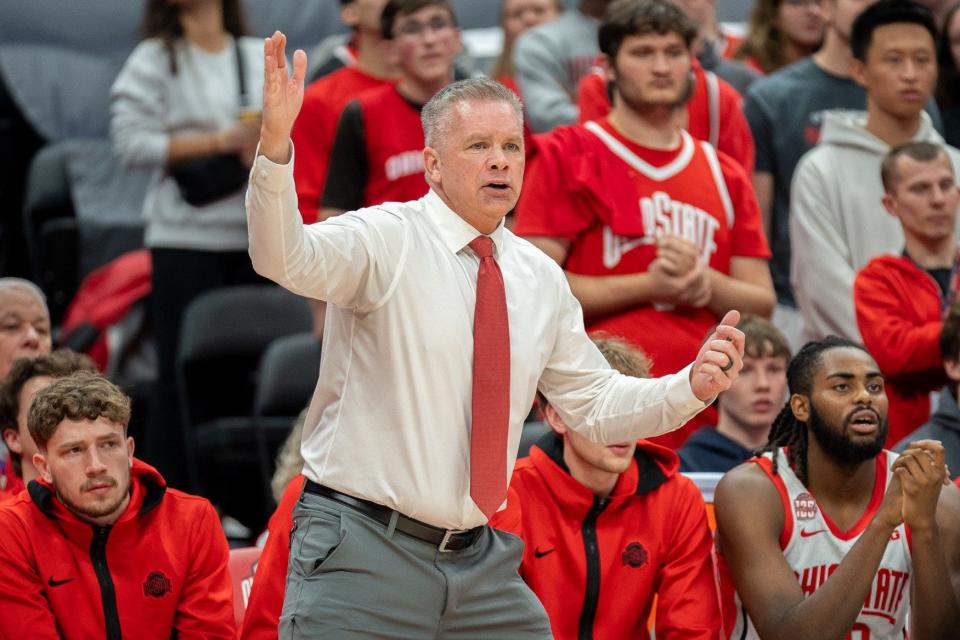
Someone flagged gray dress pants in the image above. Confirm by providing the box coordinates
[279,489,553,639]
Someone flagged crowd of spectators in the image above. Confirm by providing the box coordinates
[2,0,960,636]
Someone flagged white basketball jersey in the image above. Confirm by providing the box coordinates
[728,449,911,640]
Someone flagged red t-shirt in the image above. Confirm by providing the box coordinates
[576,60,755,174]
[291,67,394,223]
[322,85,429,212]
[516,120,769,446]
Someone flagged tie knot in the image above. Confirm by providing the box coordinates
[469,236,495,259]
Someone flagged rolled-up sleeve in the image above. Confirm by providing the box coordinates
[538,280,707,444]
[246,146,406,310]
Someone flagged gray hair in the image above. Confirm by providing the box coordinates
[421,78,524,147]
[0,278,48,309]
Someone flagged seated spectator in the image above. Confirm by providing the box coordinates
[715,336,960,639]
[490,0,563,95]
[895,301,960,479]
[292,0,398,225]
[320,0,462,219]
[576,56,757,173]
[680,315,790,472]
[936,1,960,146]
[855,142,959,444]
[0,371,236,638]
[0,350,96,501]
[790,0,960,343]
[512,0,613,132]
[490,336,720,639]
[735,0,826,75]
[0,278,52,380]
[515,0,774,447]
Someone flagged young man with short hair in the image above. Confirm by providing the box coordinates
[894,301,960,479]
[790,0,960,343]
[0,350,96,499]
[491,336,721,639]
[291,0,398,224]
[0,371,236,639]
[680,315,790,472]
[716,337,960,639]
[320,0,462,219]
[515,0,774,447]
[855,141,960,444]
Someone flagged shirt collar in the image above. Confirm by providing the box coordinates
[422,189,506,258]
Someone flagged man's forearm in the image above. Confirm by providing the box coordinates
[909,526,960,639]
[706,269,775,318]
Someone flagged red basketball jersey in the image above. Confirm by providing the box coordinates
[358,85,429,207]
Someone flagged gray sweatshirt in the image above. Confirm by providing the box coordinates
[512,9,599,133]
[789,110,960,342]
[110,37,264,251]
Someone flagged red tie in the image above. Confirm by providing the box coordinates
[468,236,510,519]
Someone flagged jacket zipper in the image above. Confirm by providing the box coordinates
[90,525,122,640]
[577,496,608,640]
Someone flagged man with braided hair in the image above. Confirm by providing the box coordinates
[715,336,960,640]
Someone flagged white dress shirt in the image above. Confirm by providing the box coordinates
[246,147,708,529]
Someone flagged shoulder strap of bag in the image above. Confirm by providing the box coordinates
[233,37,247,104]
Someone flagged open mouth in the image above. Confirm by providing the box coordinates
[847,409,880,434]
[483,182,510,193]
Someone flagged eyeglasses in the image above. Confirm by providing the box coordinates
[395,16,456,39]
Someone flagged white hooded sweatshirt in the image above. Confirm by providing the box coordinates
[789,110,960,342]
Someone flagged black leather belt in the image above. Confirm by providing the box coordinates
[304,480,482,552]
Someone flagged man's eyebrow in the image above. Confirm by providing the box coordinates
[824,371,884,380]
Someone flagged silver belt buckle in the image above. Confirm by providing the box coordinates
[438,529,467,553]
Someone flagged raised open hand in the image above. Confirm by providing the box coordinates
[260,31,307,164]
[689,310,744,402]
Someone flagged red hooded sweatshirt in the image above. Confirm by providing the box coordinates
[490,434,722,640]
[0,458,235,640]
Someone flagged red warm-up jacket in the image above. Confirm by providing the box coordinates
[854,254,947,445]
[0,459,235,640]
[239,474,306,639]
[490,434,721,640]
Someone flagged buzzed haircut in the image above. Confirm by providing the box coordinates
[28,371,131,450]
[0,350,97,473]
[850,0,937,62]
[941,301,960,363]
[598,0,697,60]
[380,0,456,39]
[740,315,792,362]
[880,141,950,192]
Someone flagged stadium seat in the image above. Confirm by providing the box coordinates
[177,285,312,530]
[228,546,262,628]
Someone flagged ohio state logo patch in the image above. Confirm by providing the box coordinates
[622,542,648,568]
[143,571,172,598]
[794,492,818,521]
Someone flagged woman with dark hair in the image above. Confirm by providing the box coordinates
[936,1,960,146]
[110,0,265,485]
[736,0,825,74]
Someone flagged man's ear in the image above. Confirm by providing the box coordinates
[543,404,569,436]
[1,427,22,455]
[385,39,401,67]
[601,54,615,83]
[423,146,442,184]
[790,393,810,423]
[945,358,960,382]
[127,436,135,465]
[340,3,360,28]
[33,451,51,483]
[881,192,898,217]
[850,58,867,89]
